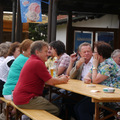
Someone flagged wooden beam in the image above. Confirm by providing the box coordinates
[15,0,22,42]
[116,15,120,49]
[47,0,53,43]
[11,0,17,43]
[51,0,57,42]
[66,11,73,55]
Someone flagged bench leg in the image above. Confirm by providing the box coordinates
[6,104,10,120]
[15,109,22,120]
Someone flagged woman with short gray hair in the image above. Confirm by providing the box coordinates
[0,42,11,65]
[111,49,120,66]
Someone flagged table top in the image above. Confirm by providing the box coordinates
[54,79,120,101]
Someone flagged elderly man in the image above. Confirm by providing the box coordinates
[69,42,93,80]
[13,40,69,117]
[64,42,93,120]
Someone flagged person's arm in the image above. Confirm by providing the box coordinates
[57,66,66,76]
[66,53,77,75]
[92,73,108,84]
[57,55,70,76]
[84,72,92,84]
[70,57,85,79]
[84,69,108,84]
[91,54,108,83]
[46,75,69,85]
[76,57,85,69]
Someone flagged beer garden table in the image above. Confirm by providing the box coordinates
[49,79,120,120]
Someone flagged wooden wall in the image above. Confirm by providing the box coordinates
[2,20,29,43]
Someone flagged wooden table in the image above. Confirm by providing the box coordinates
[51,79,120,120]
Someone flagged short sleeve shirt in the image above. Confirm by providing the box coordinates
[57,53,70,74]
[13,55,52,105]
[90,57,120,87]
[2,54,29,95]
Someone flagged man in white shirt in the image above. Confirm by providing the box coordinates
[70,42,93,81]
[64,42,93,120]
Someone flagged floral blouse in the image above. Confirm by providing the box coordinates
[90,57,120,87]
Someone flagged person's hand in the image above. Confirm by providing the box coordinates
[60,75,69,83]
[84,76,91,84]
[76,57,85,69]
[70,53,78,63]
[93,54,100,68]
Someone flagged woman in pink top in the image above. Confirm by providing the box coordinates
[50,40,70,76]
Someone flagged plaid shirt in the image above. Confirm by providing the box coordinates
[56,53,70,74]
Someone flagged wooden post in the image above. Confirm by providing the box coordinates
[47,0,53,43]
[15,0,22,42]
[117,15,120,49]
[66,11,73,55]
[11,0,17,43]
[51,0,57,42]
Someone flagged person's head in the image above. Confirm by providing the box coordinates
[49,40,65,57]
[7,42,20,58]
[47,46,53,57]
[78,42,92,63]
[5,41,12,48]
[30,40,49,62]
[20,39,33,57]
[0,42,11,58]
[94,41,113,60]
[111,49,120,66]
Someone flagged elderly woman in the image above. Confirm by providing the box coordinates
[74,41,120,120]
[3,39,33,100]
[0,42,20,97]
[1,39,33,120]
[0,42,12,65]
[111,49,120,67]
[84,41,119,85]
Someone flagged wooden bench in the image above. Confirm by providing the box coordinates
[0,97,61,120]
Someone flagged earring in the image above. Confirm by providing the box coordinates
[23,51,24,54]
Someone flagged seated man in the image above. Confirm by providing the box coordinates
[70,42,93,80]
[13,40,69,117]
[63,42,93,120]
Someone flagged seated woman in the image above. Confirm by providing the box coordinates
[74,41,120,120]
[49,40,70,118]
[50,40,70,76]
[0,42,20,97]
[0,42,20,120]
[2,39,33,120]
[2,39,33,100]
[0,42,12,65]
[111,49,120,67]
